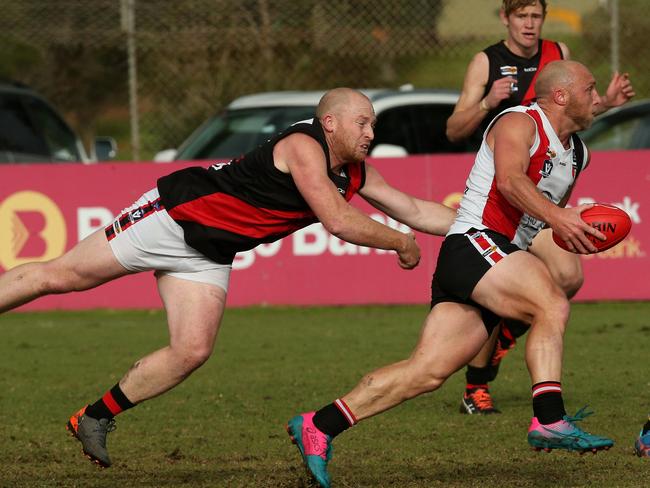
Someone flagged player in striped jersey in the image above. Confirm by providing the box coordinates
[289,61,613,488]
[446,0,635,415]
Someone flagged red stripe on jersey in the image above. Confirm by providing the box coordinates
[167,192,317,239]
[522,40,563,105]
[343,162,364,200]
[524,109,551,186]
[481,107,550,240]
[482,181,522,240]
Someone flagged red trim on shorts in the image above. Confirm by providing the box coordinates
[469,231,506,264]
[105,198,164,242]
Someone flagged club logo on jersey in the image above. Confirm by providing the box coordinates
[128,208,143,223]
[540,159,554,178]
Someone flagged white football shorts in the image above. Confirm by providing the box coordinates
[105,188,231,291]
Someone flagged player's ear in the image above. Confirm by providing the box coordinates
[321,113,336,133]
[499,8,509,27]
[554,88,568,106]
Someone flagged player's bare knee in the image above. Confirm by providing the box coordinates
[406,364,447,396]
[176,343,214,373]
[555,270,584,299]
[26,261,77,295]
[534,293,570,331]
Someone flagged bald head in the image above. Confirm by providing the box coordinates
[535,60,592,101]
[316,88,371,119]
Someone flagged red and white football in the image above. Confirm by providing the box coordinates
[552,203,632,253]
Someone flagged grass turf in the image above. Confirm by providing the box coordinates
[1,303,648,487]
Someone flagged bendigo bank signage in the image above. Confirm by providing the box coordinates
[0,151,647,311]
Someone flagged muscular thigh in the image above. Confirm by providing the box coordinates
[528,228,582,296]
[54,227,131,287]
[412,302,490,378]
[157,274,227,351]
[471,250,563,324]
[432,229,521,333]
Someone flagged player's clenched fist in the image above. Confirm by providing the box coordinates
[397,232,420,270]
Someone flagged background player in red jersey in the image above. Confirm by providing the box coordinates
[446,0,635,415]
[289,60,614,488]
[0,88,456,468]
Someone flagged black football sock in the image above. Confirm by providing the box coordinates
[85,383,136,420]
[312,399,356,439]
[532,381,566,424]
[466,365,492,388]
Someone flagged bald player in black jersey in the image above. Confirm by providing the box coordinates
[445,0,635,415]
[0,88,456,468]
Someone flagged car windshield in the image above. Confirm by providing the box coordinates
[176,106,317,160]
[0,91,82,163]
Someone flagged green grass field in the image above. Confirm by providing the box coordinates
[1,303,648,487]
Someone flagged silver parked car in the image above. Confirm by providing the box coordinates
[154,87,482,161]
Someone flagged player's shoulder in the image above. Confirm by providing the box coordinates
[465,51,490,81]
[277,131,323,156]
[492,110,537,136]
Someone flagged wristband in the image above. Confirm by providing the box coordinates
[479,98,490,111]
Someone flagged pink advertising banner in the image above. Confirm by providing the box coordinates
[1,150,648,311]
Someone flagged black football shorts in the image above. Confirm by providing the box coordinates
[430,228,522,333]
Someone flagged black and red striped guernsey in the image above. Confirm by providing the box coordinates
[157,118,366,264]
[481,39,563,134]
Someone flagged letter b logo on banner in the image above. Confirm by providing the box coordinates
[0,191,67,270]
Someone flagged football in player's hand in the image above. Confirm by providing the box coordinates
[552,203,632,253]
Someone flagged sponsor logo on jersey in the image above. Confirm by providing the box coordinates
[523,67,537,72]
[500,66,519,92]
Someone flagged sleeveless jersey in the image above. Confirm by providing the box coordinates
[448,103,588,250]
[157,118,366,264]
[481,39,563,134]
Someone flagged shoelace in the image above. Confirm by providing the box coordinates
[91,419,116,448]
[542,407,596,441]
[564,406,594,424]
[471,389,494,409]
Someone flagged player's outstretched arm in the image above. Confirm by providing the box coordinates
[358,164,456,236]
[275,133,420,269]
